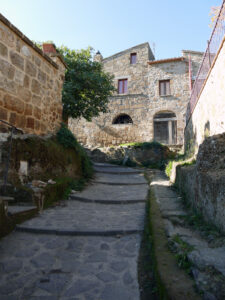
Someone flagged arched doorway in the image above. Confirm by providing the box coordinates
[113,114,133,124]
[154,111,177,144]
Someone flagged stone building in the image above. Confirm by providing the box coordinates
[0,13,66,135]
[69,43,203,147]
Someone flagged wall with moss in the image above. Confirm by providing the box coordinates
[174,133,225,233]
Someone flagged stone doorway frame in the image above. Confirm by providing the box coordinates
[153,111,177,145]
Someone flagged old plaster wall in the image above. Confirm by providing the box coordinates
[0,14,66,135]
[185,40,225,153]
[69,44,203,147]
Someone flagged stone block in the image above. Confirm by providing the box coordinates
[26,117,35,129]
[34,119,40,131]
[0,107,8,120]
[34,56,41,67]
[40,122,46,133]
[0,58,15,80]
[38,70,46,84]
[4,94,24,114]
[14,69,24,85]
[21,45,31,58]
[25,60,37,77]
[32,94,41,106]
[0,42,8,57]
[24,103,33,116]
[23,74,30,88]
[34,106,41,120]
[10,51,24,70]
[17,86,31,102]
[31,79,41,95]
[9,112,17,125]
[17,114,26,128]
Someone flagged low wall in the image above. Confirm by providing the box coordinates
[0,14,65,134]
[185,37,225,153]
[174,133,225,233]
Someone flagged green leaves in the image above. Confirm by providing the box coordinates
[58,46,115,121]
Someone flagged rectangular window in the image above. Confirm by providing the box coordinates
[130,53,137,64]
[118,79,128,94]
[159,80,171,96]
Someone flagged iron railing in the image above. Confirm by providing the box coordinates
[187,0,225,122]
[0,120,16,195]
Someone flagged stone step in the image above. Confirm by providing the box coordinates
[16,201,145,236]
[94,166,141,175]
[8,205,37,215]
[69,183,148,203]
[0,195,15,202]
[69,194,146,204]
[94,172,147,185]
[93,162,122,168]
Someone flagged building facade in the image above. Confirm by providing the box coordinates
[69,43,203,147]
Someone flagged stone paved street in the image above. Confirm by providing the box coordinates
[0,163,148,299]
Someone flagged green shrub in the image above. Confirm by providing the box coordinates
[43,176,86,208]
[165,160,173,177]
[57,124,93,179]
[119,141,164,150]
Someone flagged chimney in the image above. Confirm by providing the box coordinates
[94,50,103,62]
[42,43,57,54]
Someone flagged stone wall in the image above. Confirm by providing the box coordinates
[185,39,225,153]
[175,133,225,233]
[69,44,203,147]
[0,14,66,135]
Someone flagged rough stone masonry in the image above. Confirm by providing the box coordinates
[0,13,66,135]
[69,43,203,147]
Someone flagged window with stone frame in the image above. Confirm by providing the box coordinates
[130,53,137,64]
[118,79,128,94]
[159,80,171,96]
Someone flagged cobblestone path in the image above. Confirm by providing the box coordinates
[0,163,148,300]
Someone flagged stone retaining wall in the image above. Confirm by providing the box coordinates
[174,133,225,233]
[0,13,66,134]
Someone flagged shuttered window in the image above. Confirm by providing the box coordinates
[118,79,128,94]
[159,80,171,96]
[130,53,137,64]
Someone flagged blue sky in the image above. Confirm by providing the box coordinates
[0,0,222,59]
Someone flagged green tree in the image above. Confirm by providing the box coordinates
[58,46,115,121]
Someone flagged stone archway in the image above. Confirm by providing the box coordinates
[153,111,177,144]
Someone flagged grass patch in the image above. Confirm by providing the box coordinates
[57,123,93,179]
[165,160,173,177]
[168,234,194,274]
[119,141,164,150]
[165,156,196,179]
[43,176,86,209]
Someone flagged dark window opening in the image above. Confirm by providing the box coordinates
[154,111,177,144]
[118,79,128,94]
[113,114,133,124]
[159,80,171,96]
[130,53,137,64]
